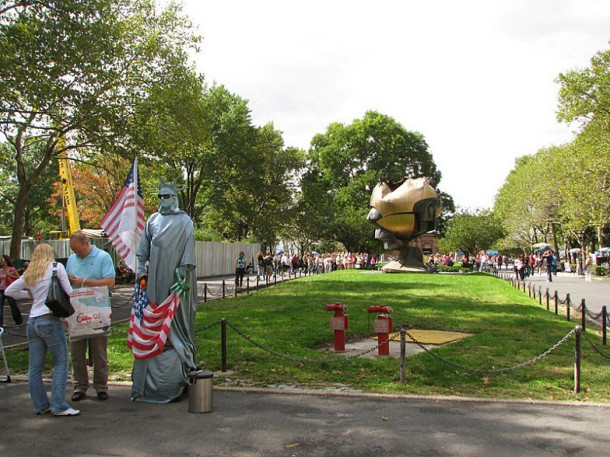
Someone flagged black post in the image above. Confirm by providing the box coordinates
[574,326,581,394]
[221,318,227,372]
[256,275,259,291]
[234,280,238,298]
[400,328,406,383]
[602,306,607,346]
[555,293,559,315]
[567,301,570,321]
[222,280,226,299]
[546,288,550,311]
[580,299,586,331]
[539,286,542,305]
[204,284,207,303]
[246,276,250,295]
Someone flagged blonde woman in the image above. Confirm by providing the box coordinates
[5,244,79,416]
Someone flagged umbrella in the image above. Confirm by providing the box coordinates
[486,250,498,255]
[569,248,582,254]
[532,242,549,249]
[311,251,319,255]
[600,247,610,253]
[534,246,551,253]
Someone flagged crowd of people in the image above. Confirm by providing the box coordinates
[245,251,379,283]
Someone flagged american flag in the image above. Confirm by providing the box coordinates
[100,157,145,272]
[128,285,181,359]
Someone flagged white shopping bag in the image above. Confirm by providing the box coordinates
[65,287,112,339]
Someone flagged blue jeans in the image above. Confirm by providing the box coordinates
[27,315,70,414]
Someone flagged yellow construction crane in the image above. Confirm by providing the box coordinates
[53,154,81,238]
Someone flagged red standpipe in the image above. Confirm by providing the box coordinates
[326,303,348,352]
[368,305,393,356]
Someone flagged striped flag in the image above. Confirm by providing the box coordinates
[100,157,145,272]
[128,285,181,359]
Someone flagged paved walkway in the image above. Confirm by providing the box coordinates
[1,381,609,457]
[497,270,610,316]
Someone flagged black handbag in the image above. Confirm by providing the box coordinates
[45,263,74,318]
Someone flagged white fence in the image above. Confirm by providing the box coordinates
[0,239,260,278]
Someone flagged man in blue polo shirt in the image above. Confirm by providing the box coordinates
[66,231,115,401]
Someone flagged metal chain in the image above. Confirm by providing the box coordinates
[404,328,578,375]
[111,296,133,309]
[224,318,390,364]
[583,332,610,361]
[195,320,221,334]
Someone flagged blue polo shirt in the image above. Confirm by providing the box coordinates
[66,245,115,307]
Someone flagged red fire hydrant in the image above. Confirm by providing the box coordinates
[368,305,393,356]
[326,303,348,352]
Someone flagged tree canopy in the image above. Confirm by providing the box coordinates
[304,111,444,252]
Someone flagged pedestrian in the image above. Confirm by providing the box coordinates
[66,230,115,402]
[0,254,23,326]
[5,244,79,416]
[542,250,554,282]
[235,251,246,287]
[584,257,593,282]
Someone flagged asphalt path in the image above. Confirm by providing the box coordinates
[496,269,610,316]
[1,381,609,457]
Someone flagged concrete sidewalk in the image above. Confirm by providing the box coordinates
[1,380,609,457]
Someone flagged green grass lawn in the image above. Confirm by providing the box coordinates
[6,270,609,402]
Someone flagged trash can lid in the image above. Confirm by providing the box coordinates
[188,370,214,379]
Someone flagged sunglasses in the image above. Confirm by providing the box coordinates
[158,194,173,199]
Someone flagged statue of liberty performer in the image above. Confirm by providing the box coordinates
[130,180,198,403]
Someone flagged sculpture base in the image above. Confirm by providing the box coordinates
[382,246,431,273]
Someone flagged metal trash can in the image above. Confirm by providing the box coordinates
[188,370,213,413]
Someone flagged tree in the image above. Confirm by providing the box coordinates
[205,123,305,247]
[0,0,200,258]
[556,46,610,248]
[438,210,506,255]
[306,111,444,252]
[0,140,57,236]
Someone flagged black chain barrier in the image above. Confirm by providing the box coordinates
[403,328,578,375]
[496,271,609,345]
[223,318,390,364]
[582,332,610,361]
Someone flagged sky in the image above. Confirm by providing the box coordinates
[177,0,609,210]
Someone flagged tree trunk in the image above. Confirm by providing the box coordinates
[10,184,32,259]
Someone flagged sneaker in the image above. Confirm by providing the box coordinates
[97,391,109,401]
[36,407,51,415]
[53,407,80,416]
[71,391,86,401]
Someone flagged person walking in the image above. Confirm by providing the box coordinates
[235,251,246,287]
[5,244,79,416]
[0,254,22,327]
[542,250,554,283]
[66,231,115,402]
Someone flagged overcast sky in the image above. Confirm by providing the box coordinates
[178,0,609,210]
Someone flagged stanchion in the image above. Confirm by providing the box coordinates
[204,284,207,303]
[400,328,406,383]
[580,299,586,331]
[603,306,607,346]
[539,286,542,305]
[246,277,250,294]
[574,326,581,394]
[222,280,226,299]
[546,288,550,310]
